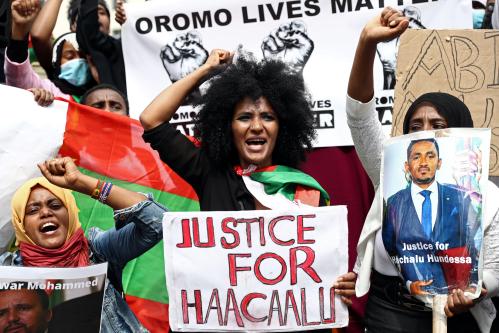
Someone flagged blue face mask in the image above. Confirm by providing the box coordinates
[58,58,91,87]
[473,9,485,29]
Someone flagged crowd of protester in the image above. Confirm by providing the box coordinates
[0,0,498,333]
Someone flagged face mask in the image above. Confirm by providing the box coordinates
[472,9,485,29]
[58,58,91,87]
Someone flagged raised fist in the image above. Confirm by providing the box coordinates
[261,20,314,73]
[376,38,399,90]
[374,6,424,90]
[160,31,209,82]
[11,0,41,39]
[38,157,81,191]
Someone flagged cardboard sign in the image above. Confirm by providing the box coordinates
[393,29,499,176]
[162,207,348,331]
[381,129,490,299]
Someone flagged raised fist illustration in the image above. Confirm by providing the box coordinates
[376,38,399,90]
[403,6,426,29]
[376,6,426,90]
[261,20,314,73]
[160,31,209,82]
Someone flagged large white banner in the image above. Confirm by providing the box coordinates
[122,0,472,147]
[0,85,67,253]
[162,206,348,331]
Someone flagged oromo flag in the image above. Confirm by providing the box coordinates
[0,85,199,332]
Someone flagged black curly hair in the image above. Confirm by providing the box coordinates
[194,55,316,168]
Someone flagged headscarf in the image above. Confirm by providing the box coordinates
[402,92,474,134]
[50,32,96,96]
[11,177,89,267]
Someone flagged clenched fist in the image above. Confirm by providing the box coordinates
[261,20,314,73]
[160,31,209,82]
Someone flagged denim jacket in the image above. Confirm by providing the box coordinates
[0,196,167,333]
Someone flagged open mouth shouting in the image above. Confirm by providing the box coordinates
[246,137,267,150]
[39,222,60,235]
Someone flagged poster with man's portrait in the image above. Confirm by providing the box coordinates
[0,264,107,333]
[381,129,490,298]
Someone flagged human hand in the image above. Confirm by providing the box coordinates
[201,48,233,74]
[37,157,82,191]
[452,148,482,189]
[444,288,487,317]
[261,20,313,72]
[29,88,54,107]
[160,31,209,82]
[362,7,409,46]
[333,272,357,306]
[11,0,41,39]
[409,280,433,295]
[115,0,127,25]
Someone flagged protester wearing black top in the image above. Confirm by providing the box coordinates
[76,0,127,96]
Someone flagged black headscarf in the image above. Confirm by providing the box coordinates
[403,92,474,134]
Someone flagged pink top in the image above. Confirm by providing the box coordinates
[4,50,70,99]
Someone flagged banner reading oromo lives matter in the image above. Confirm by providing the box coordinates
[381,129,490,299]
[121,0,472,147]
[162,206,348,331]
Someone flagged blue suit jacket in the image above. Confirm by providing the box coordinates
[382,182,476,291]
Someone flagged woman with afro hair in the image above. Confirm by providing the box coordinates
[140,49,356,330]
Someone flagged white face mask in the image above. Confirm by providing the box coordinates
[58,58,91,87]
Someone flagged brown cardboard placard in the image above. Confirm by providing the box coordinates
[393,29,499,175]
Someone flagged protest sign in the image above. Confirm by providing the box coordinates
[393,29,499,176]
[0,263,107,333]
[121,0,472,147]
[381,128,490,298]
[163,206,348,331]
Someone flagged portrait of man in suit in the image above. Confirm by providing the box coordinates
[383,138,476,295]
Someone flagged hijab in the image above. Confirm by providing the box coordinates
[402,92,474,134]
[11,177,89,267]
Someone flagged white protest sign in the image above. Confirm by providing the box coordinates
[162,206,348,331]
[381,129,490,298]
[0,263,108,333]
[122,0,472,147]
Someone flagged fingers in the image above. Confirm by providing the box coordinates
[115,0,127,25]
[380,7,400,26]
[206,48,232,67]
[46,158,67,176]
[446,289,476,317]
[410,280,432,295]
[340,296,353,306]
[333,272,357,306]
[444,303,454,317]
[29,88,54,106]
[13,0,39,17]
[37,160,51,179]
[420,279,433,287]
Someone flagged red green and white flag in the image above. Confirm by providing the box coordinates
[234,165,330,209]
[0,85,199,332]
